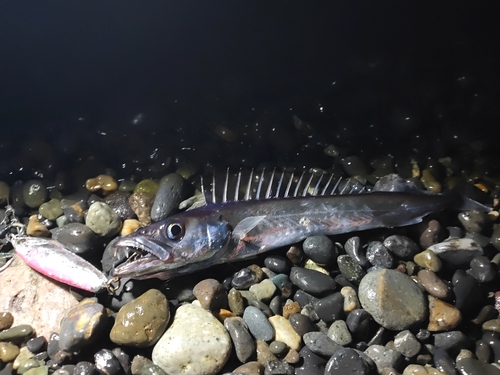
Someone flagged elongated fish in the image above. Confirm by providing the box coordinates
[108,171,483,280]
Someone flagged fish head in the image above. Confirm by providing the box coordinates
[109,210,231,279]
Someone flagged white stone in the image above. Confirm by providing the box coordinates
[152,304,231,375]
[268,315,301,351]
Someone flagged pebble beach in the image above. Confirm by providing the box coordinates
[1,3,500,375]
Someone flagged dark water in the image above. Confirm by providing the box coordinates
[0,2,498,182]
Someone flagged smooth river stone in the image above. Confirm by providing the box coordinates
[289,267,336,295]
[427,295,462,332]
[110,289,169,347]
[224,317,255,363]
[152,304,231,375]
[358,269,427,330]
[268,315,301,351]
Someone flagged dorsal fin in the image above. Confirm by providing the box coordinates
[244,169,254,201]
[293,172,305,197]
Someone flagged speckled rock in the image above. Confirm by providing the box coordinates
[59,298,108,351]
[303,332,342,357]
[383,235,420,260]
[129,192,154,226]
[358,269,427,330]
[393,330,421,358]
[364,345,402,373]
[228,289,245,316]
[268,315,301,351]
[249,280,277,303]
[327,320,352,346]
[110,289,169,348]
[152,304,231,375]
[243,306,275,341]
[151,173,185,222]
[85,201,122,237]
[23,180,48,208]
[0,257,80,341]
[337,255,366,284]
[104,191,135,220]
[427,295,462,332]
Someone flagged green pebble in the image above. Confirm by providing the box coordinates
[0,324,34,343]
[17,358,40,374]
[141,363,168,375]
[483,318,500,333]
[23,365,48,375]
[0,181,10,205]
[228,288,244,316]
[119,179,137,192]
[0,342,20,362]
[133,179,158,197]
[414,249,442,272]
[337,255,366,283]
[22,180,48,209]
[13,347,34,370]
[38,198,63,220]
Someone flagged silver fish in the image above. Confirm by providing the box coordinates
[108,171,481,281]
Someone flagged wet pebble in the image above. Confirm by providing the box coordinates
[249,279,277,303]
[268,315,301,351]
[58,299,107,352]
[344,236,369,267]
[152,304,231,375]
[263,360,294,375]
[324,347,371,375]
[288,313,315,337]
[313,292,344,323]
[358,269,427,330]
[110,289,169,347]
[469,255,496,283]
[328,319,352,346]
[243,306,275,341]
[13,346,34,369]
[286,246,303,264]
[366,241,394,268]
[456,357,500,375]
[26,336,46,353]
[0,312,14,330]
[341,286,361,313]
[427,238,483,266]
[413,249,442,272]
[453,271,479,311]
[104,191,135,220]
[346,309,371,341]
[86,175,118,194]
[38,198,63,220]
[402,364,444,374]
[193,279,227,311]
[129,192,154,226]
[224,317,255,363]
[85,202,122,237]
[51,223,99,255]
[264,256,290,274]
[232,268,259,289]
[94,349,122,375]
[256,340,278,365]
[459,210,488,233]
[434,331,469,351]
[63,201,86,224]
[26,215,50,237]
[295,346,325,375]
[232,361,264,375]
[269,341,287,357]
[384,234,420,260]
[302,235,337,265]
[337,255,366,283]
[289,267,336,294]
[23,180,47,208]
[270,274,292,298]
[17,358,40,374]
[420,219,443,249]
[0,324,34,343]
[394,330,421,358]
[417,269,451,300]
[303,332,342,357]
[364,345,403,373]
[0,342,20,362]
[228,288,245,316]
[427,295,462,332]
[151,173,185,222]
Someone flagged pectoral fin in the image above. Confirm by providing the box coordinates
[232,215,266,241]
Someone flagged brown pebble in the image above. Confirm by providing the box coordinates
[283,348,300,364]
[26,215,50,237]
[427,295,462,332]
[214,309,235,322]
[120,219,141,236]
[420,219,443,248]
[248,264,265,283]
[256,340,278,365]
[0,312,14,330]
[228,288,245,316]
[193,279,227,311]
[471,305,498,325]
[282,301,301,319]
[129,192,154,226]
[85,174,118,193]
[482,318,500,333]
[421,169,442,193]
[286,246,303,264]
[0,342,20,362]
[417,270,451,300]
[232,361,264,375]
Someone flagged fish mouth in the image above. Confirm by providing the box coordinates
[108,236,174,278]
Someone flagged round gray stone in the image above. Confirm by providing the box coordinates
[358,269,427,330]
[242,306,274,341]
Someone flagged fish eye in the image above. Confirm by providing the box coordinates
[166,221,185,241]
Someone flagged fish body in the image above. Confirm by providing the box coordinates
[11,236,108,293]
[109,172,464,281]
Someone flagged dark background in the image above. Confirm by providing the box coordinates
[0,2,498,180]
